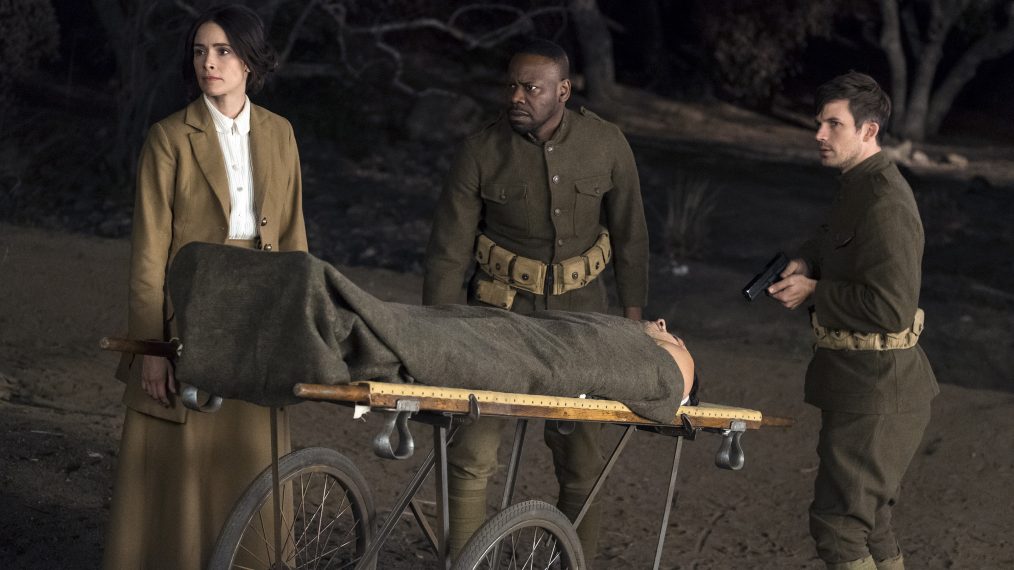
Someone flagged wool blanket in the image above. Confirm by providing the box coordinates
[168,243,683,423]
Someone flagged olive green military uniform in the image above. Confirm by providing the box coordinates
[797,152,938,569]
[423,108,649,559]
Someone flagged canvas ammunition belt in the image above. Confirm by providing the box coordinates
[810,308,925,351]
[473,232,612,309]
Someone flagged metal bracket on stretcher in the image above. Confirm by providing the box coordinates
[294,381,784,471]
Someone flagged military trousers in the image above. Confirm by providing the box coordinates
[446,415,606,561]
[810,406,930,566]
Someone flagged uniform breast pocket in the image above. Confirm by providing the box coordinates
[481,183,529,236]
[832,228,855,249]
[573,174,612,228]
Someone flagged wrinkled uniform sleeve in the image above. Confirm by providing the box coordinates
[814,198,922,332]
[278,122,308,253]
[602,127,649,308]
[422,141,482,305]
[796,225,826,280]
[127,123,176,341]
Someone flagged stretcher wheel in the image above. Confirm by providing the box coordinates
[452,500,585,570]
[208,447,375,570]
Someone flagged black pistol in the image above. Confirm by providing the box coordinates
[742,252,789,301]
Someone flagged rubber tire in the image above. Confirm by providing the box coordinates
[208,447,375,570]
[453,499,586,570]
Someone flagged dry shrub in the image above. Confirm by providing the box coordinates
[660,172,719,260]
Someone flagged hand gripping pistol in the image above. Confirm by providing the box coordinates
[742,252,789,301]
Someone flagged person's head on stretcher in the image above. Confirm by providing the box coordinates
[642,319,695,402]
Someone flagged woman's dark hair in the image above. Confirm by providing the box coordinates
[814,71,892,140]
[182,4,277,98]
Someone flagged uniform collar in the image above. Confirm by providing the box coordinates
[516,107,572,146]
[839,150,889,185]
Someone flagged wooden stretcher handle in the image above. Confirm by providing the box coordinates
[98,337,182,358]
[760,415,795,427]
[293,383,372,404]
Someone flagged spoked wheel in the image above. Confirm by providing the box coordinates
[453,500,585,570]
[209,447,375,570]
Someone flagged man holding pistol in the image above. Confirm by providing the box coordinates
[423,39,649,561]
[769,72,938,570]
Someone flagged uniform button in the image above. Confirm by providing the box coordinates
[500,193,506,200]
[594,187,600,194]
[557,239,564,246]
[553,208,561,216]
[547,145,554,152]
[521,273,530,281]
[263,244,273,251]
[237,186,244,192]
[571,272,579,280]
[260,217,268,226]
[495,263,501,270]
[551,175,559,184]
[232,164,239,171]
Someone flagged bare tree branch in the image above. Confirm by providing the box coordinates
[278,0,320,65]
[173,0,200,19]
[310,1,566,95]
[927,1,1014,132]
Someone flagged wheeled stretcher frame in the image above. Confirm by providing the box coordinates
[100,336,790,569]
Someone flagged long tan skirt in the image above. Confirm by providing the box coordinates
[102,400,290,570]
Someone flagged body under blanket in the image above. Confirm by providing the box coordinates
[168,242,683,423]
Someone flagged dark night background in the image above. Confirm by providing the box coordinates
[1,1,1013,568]
[3,0,1013,251]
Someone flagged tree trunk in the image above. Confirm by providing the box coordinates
[898,0,958,141]
[568,0,615,103]
[92,0,186,195]
[641,0,671,91]
[878,0,908,134]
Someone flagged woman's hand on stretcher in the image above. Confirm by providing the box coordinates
[141,355,177,407]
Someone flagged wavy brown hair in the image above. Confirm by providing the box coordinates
[181,4,277,99]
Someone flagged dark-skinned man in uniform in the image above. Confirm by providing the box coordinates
[423,39,649,563]
[769,72,938,570]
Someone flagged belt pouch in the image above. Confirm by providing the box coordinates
[585,246,606,278]
[474,278,516,310]
[475,234,495,266]
[557,256,588,294]
[595,232,612,263]
[488,245,515,282]
[511,255,546,295]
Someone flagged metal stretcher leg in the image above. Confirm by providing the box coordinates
[573,424,635,528]
[434,423,451,570]
[500,419,529,510]
[269,407,283,570]
[652,435,684,570]
[485,419,530,567]
[354,419,458,570]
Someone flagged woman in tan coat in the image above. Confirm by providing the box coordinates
[103,5,307,568]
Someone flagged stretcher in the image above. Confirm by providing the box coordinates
[101,336,791,570]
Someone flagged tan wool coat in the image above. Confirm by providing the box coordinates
[117,97,307,423]
[104,98,306,569]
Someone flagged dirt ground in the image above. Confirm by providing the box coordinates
[2,99,1013,568]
